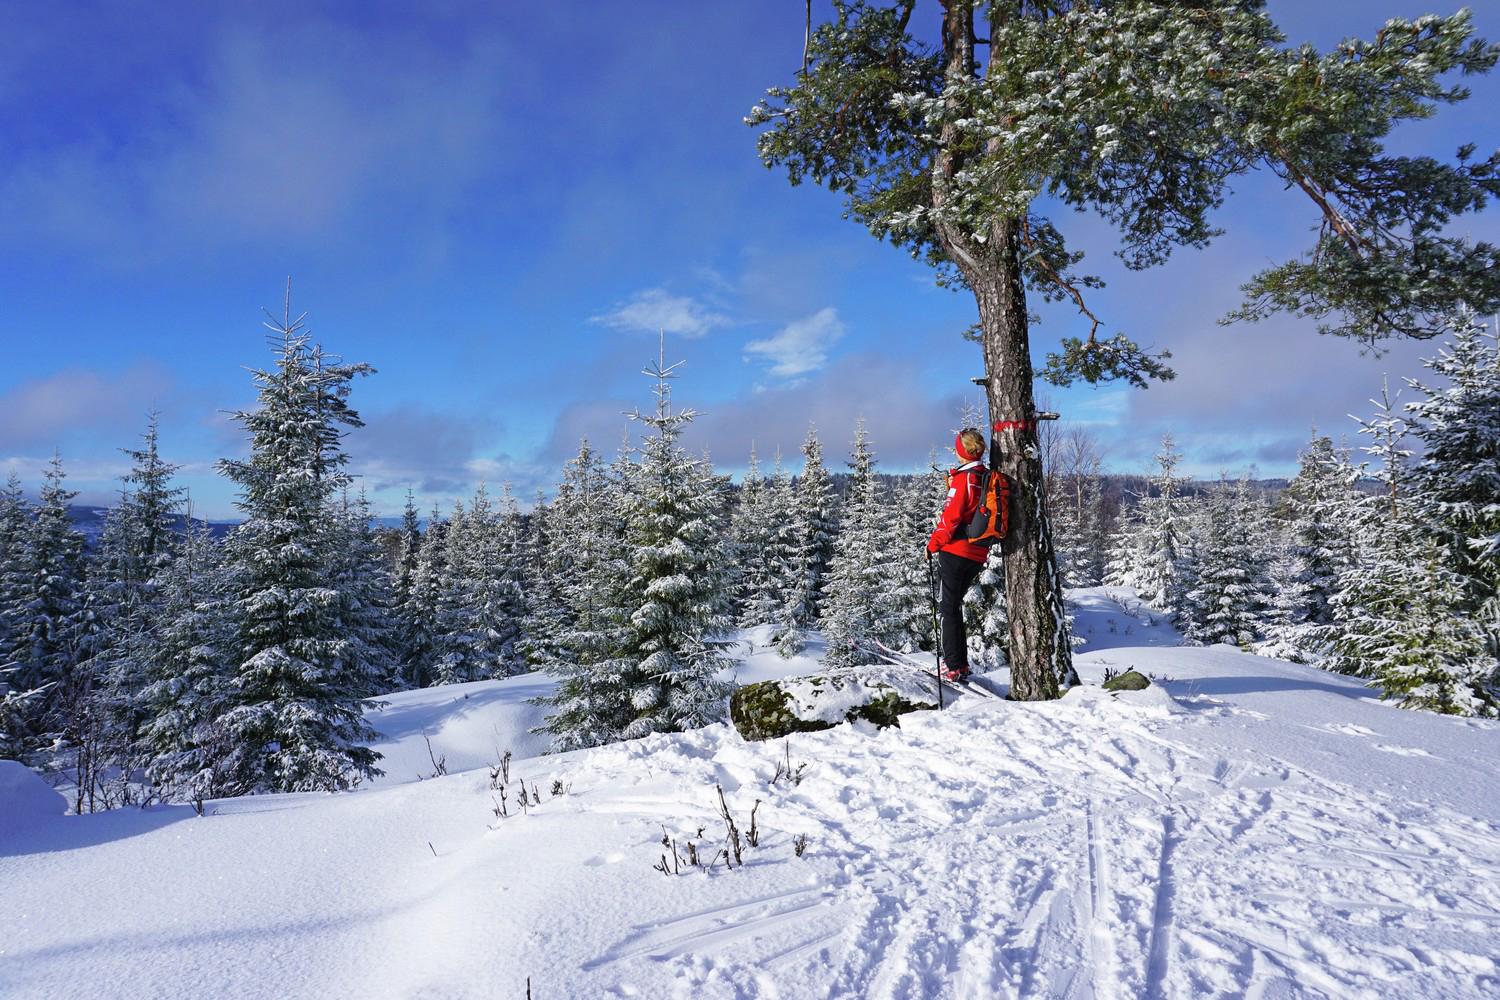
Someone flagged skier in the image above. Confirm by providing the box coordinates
[926,427,989,682]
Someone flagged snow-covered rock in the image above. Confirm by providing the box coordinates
[1101,667,1151,691]
[729,664,941,741]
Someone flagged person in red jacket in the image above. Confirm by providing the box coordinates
[926,427,989,681]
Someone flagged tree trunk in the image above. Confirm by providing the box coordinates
[934,0,1077,699]
[974,223,1079,699]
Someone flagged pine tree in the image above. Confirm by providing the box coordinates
[612,347,734,737]
[1102,508,1143,591]
[430,483,529,683]
[71,495,140,810]
[1406,310,1500,658]
[1329,380,1498,713]
[526,447,596,669]
[1339,536,1498,715]
[822,421,903,665]
[1181,478,1273,648]
[488,484,531,676]
[432,495,484,685]
[732,447,781,626]
[517,488,560,669]
[8,455,86,760]
[210,300,382,794]
[890,457,946,653]
[541,438,637,750]
[122,411,185,574]
[1263,434,1363,661]
[76,414,188,798]
[772,425,837,657]
[393,490,422,609]
[330,487,400,693]
[544,351,733,748]
[760,451,802,634]
[400,508,448,689]
[138,505,233,799]
[0,473,40,759]
[1134,435,1188,616]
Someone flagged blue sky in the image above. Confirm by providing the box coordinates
[2,0,1497,518]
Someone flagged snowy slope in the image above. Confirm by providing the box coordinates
[362,628,824,787]
[4,597,1500,999]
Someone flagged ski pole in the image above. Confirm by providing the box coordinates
[926,552,943,710]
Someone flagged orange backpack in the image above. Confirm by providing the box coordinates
[963,467,1012,548]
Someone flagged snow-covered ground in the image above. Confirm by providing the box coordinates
[4,596,1500,999]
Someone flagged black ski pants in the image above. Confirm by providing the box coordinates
[935,550,985,670]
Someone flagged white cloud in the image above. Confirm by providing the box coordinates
[0,364,176,450]
[744,307,846,378]
[590,288,730,339]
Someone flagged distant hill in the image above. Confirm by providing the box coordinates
[66,505,237,546]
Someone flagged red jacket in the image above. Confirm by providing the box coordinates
[927,461,988,563]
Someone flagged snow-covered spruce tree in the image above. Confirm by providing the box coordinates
[526,448,595,669]
[1262,434,1363,661]
[70,497,142,810]
[753,2,1500,699]
[541,438,639,750]
[1102,508,1143,591]
[8,454,86,762]
[121,411,185,575]
[822,420,904,665]
[1077,472,1108,587]
[433,484,529,683]
[387,490,425,686]
[399,508,448,689]
[1171,492,1209,620]
[393,490,422,612]
[732,447,781,627]
[1181,478,1273,648]
[80,412,184,651]
[612,349,734,738]
[0,473,40,759]
[1134,435,1189,617]
[137,506,233,800]
[1330,381,1497,713]
[1405,309,1500,658]
[431,495,481,685]
[0,662,41,761]
[960,550,1009,670]
[1048,427,1108,587]
[1049,488,1083,591]
[1340,535,1498,716]
[890,457,947,653]
[516,488,561,668]
[211,302,382,794]
[771,425,837,657]
[330,487,400,693]
[489,485,531,676]
[75,414,188,794]
[761,451,802,629]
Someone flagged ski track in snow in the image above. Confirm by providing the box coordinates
[4,600,1500,998]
